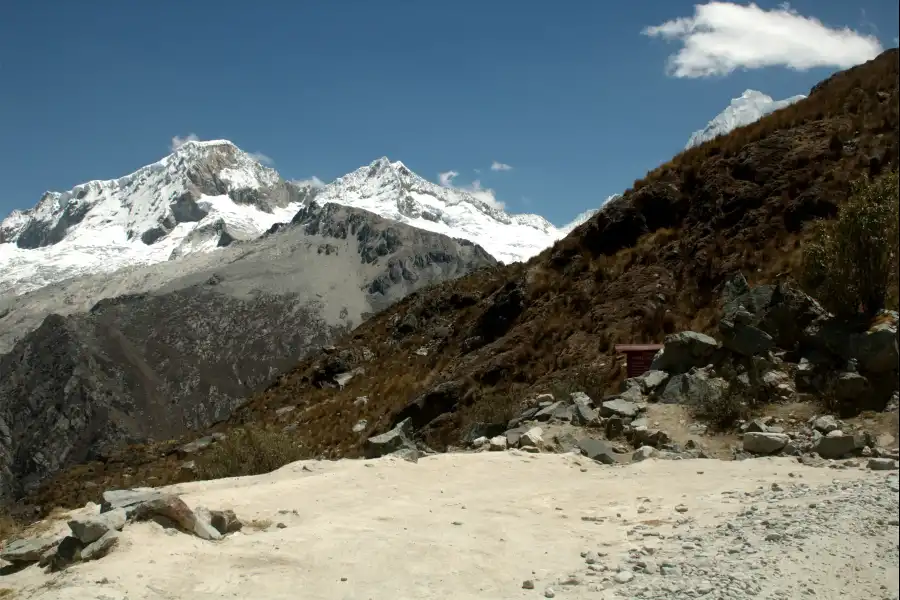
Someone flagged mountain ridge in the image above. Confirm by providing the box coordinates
[685,89,808,149]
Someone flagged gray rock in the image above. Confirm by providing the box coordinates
[68,508,127,544]
[578,438,620,464]
[600,398,642,419]
[629,426,671,448]
[505,426,529,447]
[209,509,243,534]
[80,530,119,561]
[867,458,899,471]
[720,308,775,356]
[519,427,544,448]
[533,401,564,422]
[176,436,215,457]
[811,415,840,434]
[658,367,728,406]
[0,534,63,563]
[814,432,865,459]
[47,535,84,572]
[624,370,669,394]
[131,494,222,541]
[364,418,416,459]
[631,446,657,462]
[571,402,600,427]
[569,391,594,407]
[741,418,769,433]
[853,316,899,374]
[101,488,165,517]
[650,331,719,375]
[488,435,508,451]
[743,431,790,455]
[833,371,870,402]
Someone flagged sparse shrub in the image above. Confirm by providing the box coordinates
[801,171,899,318]
[194,426,305,480]
[0,509,22,543]
[689,380,754,431]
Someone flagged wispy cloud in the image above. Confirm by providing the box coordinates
[490,161,513,172]
[291,176,326,189]
[458,179,505,210]
[248,151,274,166]
[642,2,883,78]
[170,133,199,151]
[438,170,459,187]
[437,170,505,210]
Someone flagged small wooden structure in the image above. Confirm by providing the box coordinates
[614,344,664,378]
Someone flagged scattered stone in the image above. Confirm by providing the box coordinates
[68,509,127,544]
[519,427,544,448]
[614,570,635,584]
[364,418,416,459]
[814,431,865,459]
[81,531,119,561]
[522,579,535,589]
[130,494,222,541]
[210,509,244,534]
[489,435,508,451]
[101,488,166,516]
[868,458,899,471]
[742,431,790,455]
[0,535,63,563]
[600,398,642,419]
[632,446,657,462]
[578,438,619,465]
[811,415,840,434]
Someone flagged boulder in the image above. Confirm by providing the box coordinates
[650,332,720,375]
[810,415,840,434]
[631,446,657,462]
[81,530,119,561]
[0,534,63,563]
[534,401,564,422]
[364,418,416,459]
[658,367,729,406]
[571,402,600,427]
[742,432,790,455]
[131,494,222,541]
[813,431,866,459]
[719,308,775,356]
[600,398,642,419]
[519,427,544,448]
[504,426,529,447]
[488,435,508,451]
[577,438,619,464]
[68,508,127,544]
[833,371,870,402]
[628,426,671,448]
[101,488,165,516]
[867,457,899,471]
[209,509,243,535]
[47,536,84,572]
[623,370,669,394]
[853,314,898,374]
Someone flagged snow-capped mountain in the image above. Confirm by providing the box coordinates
[1,143,588,297]
[0,140,308,296]
[685,90,807,149]
[310,158,566,264]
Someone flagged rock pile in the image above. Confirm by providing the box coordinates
[0,489,243,572]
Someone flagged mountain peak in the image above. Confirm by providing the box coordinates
[686,90,807,149]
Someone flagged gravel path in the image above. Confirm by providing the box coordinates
[549,468,899,600]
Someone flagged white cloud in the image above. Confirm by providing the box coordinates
[438,170,459,186]
[248,151,274,166]
[490,161,513,172]
[291,176,326,189]
[642,2,884,78]
[459,179,505,210]
[170,133,199,151]
[437,170,505,210]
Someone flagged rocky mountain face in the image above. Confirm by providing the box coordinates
[0,140,311,297]
[685,90,807,149]
[0,201,496,500]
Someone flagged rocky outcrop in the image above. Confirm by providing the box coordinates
[0,203,497,501]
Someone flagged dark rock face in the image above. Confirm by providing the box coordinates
[0,202,497,501]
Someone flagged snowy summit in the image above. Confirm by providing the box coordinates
[0,142,589,297]
[685,90,807,149]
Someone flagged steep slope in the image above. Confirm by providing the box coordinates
[310,158,567,264]
[0,202,496,500]
[0,140,314,297]
[685,90,807,149]
[15,49,900,516]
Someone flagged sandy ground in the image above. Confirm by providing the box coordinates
[2,452,898,600]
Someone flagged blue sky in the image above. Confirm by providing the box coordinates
[1,1,897,226]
